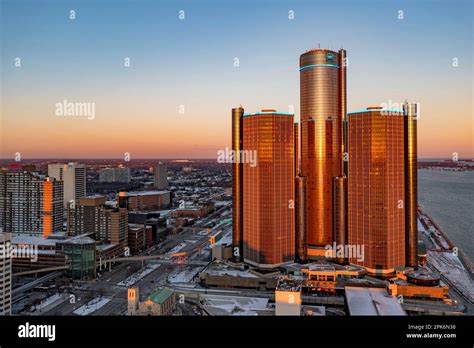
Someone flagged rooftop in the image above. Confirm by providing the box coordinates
[345,287,406,316]
[148,288,174,305]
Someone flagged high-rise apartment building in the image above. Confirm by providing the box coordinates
[48,163,86,208]
[347,107,406,274]
[241,110,295,268]
[0,232,12,315]
[299,48,347,254]
[68,196,128,249]
[0,167,63,236]
[154,163,169,190]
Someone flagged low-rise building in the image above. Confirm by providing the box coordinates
[128,287,176,316]
[275,277,302,316]
[387,269,449,300]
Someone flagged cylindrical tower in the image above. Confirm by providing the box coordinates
[300,48,344,247]
[232,106,244,262]
[403,102,418,268]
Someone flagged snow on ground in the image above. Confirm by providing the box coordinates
[428,251,474,302]
[73,297,111,316]
[168,266,201,283]
[117,264,160,287]
[30,293,63,313]
[184,239,199,245]
[166,242,187,255]
[212,231,232,247]
[201,295,269,315]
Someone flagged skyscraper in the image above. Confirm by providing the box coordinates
[0,231,12,316]
[403,102,418,268]
[242,110,295,268]
[0,167,63,236]
[48,163,86,208]
[154,163,169,190]
[231,106,244,261]
[347,107,406,275]
[299,48,347,255]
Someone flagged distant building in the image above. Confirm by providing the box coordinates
[170,203,213,219]
[99,167,131,183]
[0,168,63,236]
[119,191,171,211]
[154,163,169,190]
[128,287,176,316]
[0,232,12,315]
[48,163,86,208]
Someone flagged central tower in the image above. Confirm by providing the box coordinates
[299,48,347,250]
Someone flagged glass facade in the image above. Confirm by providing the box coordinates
[348,109,405,273]
[242,112,295,267]
[61,240,96,279]
[300,49,345,247]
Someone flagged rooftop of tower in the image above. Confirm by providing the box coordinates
[243,110,294,117]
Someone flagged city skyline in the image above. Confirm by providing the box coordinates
[1,0,472,159]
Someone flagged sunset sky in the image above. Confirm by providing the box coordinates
[1,0,472,159]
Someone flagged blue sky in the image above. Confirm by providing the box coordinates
[1,0,472,158]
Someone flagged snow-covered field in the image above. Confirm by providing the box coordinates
[73,297,111,316]
[428,251,474,302]
[168,267,200,283]
[117,264,160,287]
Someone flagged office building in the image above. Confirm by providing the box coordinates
[242,110,295,268]
[0,167,63,236]
[348,107,405,274]
[57,235,96,279]
[154,163,169,190]
[0,232,12,315]
[299,48,347,254]
[48,163,86,208]
[231,106,244,261]
[403,102,418,268]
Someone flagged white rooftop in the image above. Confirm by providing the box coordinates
[345,287,406,316]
